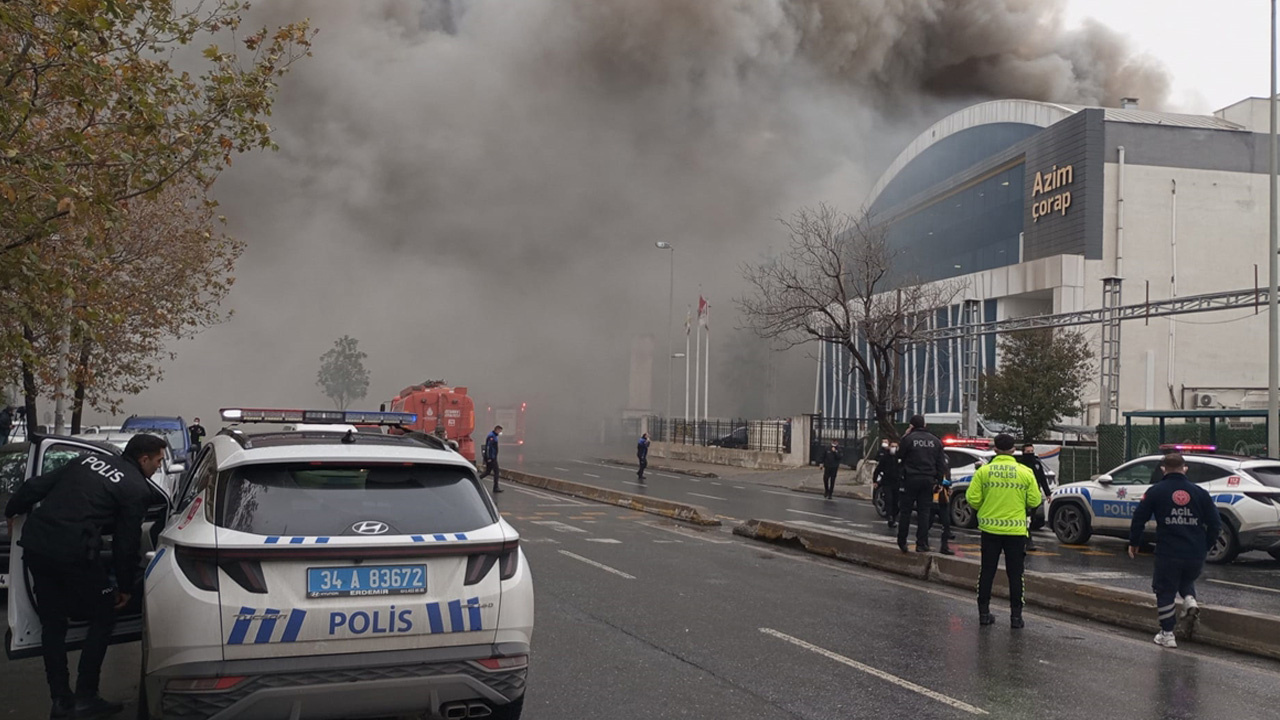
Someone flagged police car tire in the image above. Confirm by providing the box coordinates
[949,493,978,529]
[1029,510,1046,532]
[1206,523,1239,565]
[1050,502,1091,545]
[872,485,888,518]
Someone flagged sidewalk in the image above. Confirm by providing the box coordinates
[601,454,813,488]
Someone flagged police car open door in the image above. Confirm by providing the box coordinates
[7,436,174,659]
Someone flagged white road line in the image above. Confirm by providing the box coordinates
[508,486,587,505]
[785,508,845,521]
[622,480,645,487]
[569,459,636,473]
[530,520,588,534]
[558,550,636,579]
[710,481,723,486]
[1207,579,1280,594]
[654,472,681,479]
[585,538,622,544]
[759,629,988,716]
[734,486,746,490]
[583,473,602,478]
[640,521,733,544]
[688,492,727,501]
[553,467,572,472]
[762,489,825,501]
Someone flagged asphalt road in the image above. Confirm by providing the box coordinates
[3,482,1280,719]
[513,456,1280,616]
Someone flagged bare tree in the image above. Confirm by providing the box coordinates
[739,204,960,441]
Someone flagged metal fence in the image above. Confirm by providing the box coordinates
[646,416,792,454]
[808,416,872,467]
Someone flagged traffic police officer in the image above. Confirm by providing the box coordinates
[1128,452,1221,648]
[966,433,1041,628]
[5,434,164,719]
[897,415,947,553]
[477,425,504,493]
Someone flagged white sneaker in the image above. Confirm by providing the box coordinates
[1154,631,1178,648]
[1181,595,1200,620]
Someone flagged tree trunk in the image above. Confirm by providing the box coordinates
[22,325,38,436]
[70,341,91,435]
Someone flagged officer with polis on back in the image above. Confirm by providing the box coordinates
[896,415,947,553]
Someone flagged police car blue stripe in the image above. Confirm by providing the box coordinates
[412,535,425,542]
[145,548,166,580]
[455,533,467,541]
[227,607,255,645]
[280,609,307,643]
[290,537,305,544]
[254,608,281,644]
[434,534,447,542]
[448,600,465,632]
[467,596,482,631]
[426,603,445,633]
[265,536,280,544]
[316,537,329,544]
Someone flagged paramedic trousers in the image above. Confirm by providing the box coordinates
[1153,556,1203,631]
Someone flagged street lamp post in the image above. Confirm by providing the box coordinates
[655,242,675,421]
[1270,0,1279,457]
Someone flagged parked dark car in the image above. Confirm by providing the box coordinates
[708,426,749,449]
[121,415,192,463]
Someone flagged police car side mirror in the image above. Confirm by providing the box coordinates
[1095,475,1113,486]
[170,462,186,475]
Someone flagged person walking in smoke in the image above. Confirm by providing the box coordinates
[820,440,842,499]
[477,425,504,493]
[637,432,651,480]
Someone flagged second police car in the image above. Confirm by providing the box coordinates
[1049,444,1280,563]
[8,408,533,720]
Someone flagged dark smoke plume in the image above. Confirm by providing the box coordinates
[120,0,1167,445]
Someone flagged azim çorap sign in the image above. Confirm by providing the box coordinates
[1031,163,1073,222]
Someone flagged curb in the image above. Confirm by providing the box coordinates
[733,518,1280,661]
[598,458,719,479]
[504,470,721,526]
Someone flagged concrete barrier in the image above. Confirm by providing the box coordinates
[504,470,721,527]
[735,518,1280,661]
[650,442,801,470]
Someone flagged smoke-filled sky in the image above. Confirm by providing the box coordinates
[108,0,1177,439]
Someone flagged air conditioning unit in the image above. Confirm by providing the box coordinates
[1195,392,1218,409]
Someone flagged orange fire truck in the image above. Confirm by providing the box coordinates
[387,381,477,462]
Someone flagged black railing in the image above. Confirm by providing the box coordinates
[809,416,870,468]
[646,417,792,454]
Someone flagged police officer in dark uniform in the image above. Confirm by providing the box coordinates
[1017,442,1051,551]
[637,432,651,480]
[820,441,843,499]
[5,434,164,719]
[897,415,947,553]
[874,439,901,528]
[1128,452,1221,649]
[188,417,207,454]
[477,425,503,493]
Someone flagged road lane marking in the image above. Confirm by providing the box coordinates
[585,538,622,544]
[654,472,681,479]
[584,473,602,478]
[785,508,845,521]
[622,481,645,487]
[640,521,733,544]
[1208,579,1280,594]
[710,482,723,486]
[762,489,825,501]
[509,486,588,505]
[734,486,746,490]
[553,467,572,472]
[531,520,588,533]
[688,492,727,501]
[759,629,988,716]
[558,550,636,579]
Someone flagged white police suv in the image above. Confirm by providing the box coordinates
[1049,444,1280,564]
[937,438,1056,531]
[11,408,533,720]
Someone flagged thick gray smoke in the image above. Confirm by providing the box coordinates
[117,0,1167,448]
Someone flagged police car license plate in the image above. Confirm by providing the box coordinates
[306,565,426,599]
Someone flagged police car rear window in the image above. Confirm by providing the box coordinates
[1245,466,1280,489]
[217,463,495,536]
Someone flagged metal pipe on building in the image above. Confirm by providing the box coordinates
[1117,146,1126,277]
[1170,179,1179,406]
[1270,0,1279,458]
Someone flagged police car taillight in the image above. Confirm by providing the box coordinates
[220,408,418,425]
[464,540,520,585]
[474,655,528,671]
[174,544,219,592]
[1160,444,1217,452]
[167,676,247,692]
[499,544,520,580]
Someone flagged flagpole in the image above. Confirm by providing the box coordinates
[694,314,702,428]
[684,307,691,422]
[703,303,710,420]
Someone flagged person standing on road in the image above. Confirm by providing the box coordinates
[188,417,207,454]
[897,415,947,553]
[820,441,843,499]
[875,439,902,529]
[1017,442,1051,552]
[967,433,1041,629]
[4,434,164,719]
[477,425,504,493]
[1128,452,1221,649]
[637,432,651,480]
[0,405,12,443]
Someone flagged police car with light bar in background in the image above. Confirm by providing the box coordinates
[1049,444,1280,564]
[9,408,533,720]
[901,437,1057,531]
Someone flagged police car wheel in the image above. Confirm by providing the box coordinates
[1206,523,1239,565]
[872,485,887,518]
[949,493,977,529]
[1051,502,1091,544]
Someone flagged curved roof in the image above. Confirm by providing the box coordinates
[867,99,1246,208]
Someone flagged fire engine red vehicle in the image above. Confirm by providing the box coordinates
[484,403,527,447]
[388,381,477,461]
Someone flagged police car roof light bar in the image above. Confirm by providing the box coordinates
[1160,443,1217,452]
[942,436,992,448]
[219,408,418,426]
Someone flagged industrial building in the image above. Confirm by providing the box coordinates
[818,97,1275,424]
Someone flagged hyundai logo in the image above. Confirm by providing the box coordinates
[351,520,390,535]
